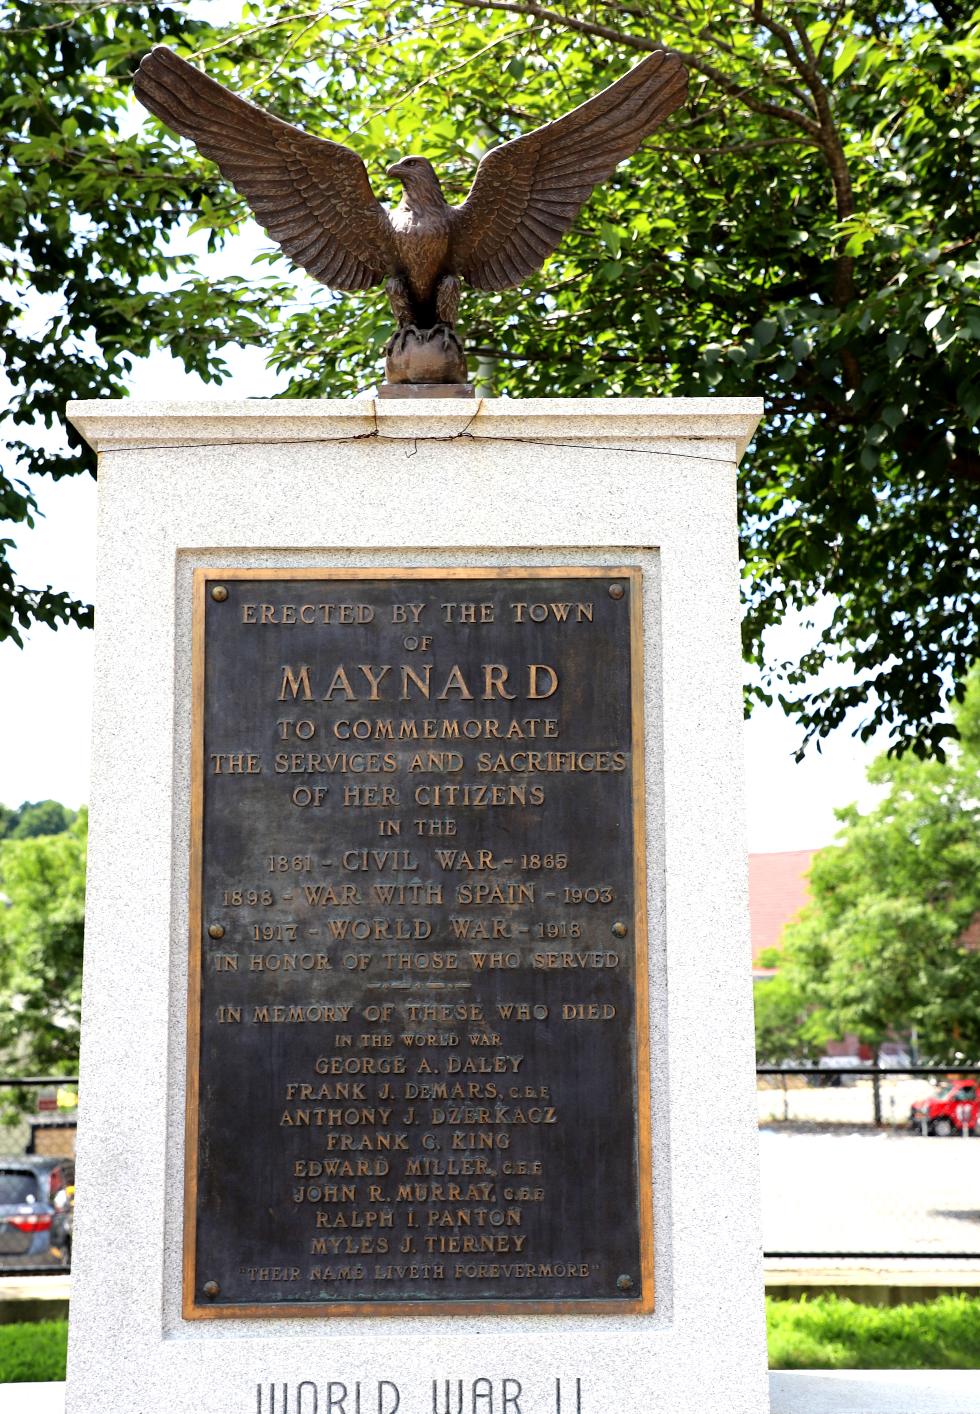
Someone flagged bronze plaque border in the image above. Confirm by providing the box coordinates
[184,565,652,1320]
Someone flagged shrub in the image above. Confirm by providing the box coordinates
[0,1320,68,1383]
[768,1294,980,1369]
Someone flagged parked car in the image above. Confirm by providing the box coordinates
[0,1156,73,1269]
[813,1055,863,1087]
[909,1080,979,1137]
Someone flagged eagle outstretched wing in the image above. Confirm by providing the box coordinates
[133,46,392,291]
[449,51,688,291]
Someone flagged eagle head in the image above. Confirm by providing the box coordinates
[386,155,444,204]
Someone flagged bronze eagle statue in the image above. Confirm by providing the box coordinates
[134,45,688,388]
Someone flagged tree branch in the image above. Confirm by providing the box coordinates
[188,8,326,60]
[454,0,854,315]
[789,10,819,67]
[931,0,968,30]
[815,5,848,64]
[661,136,815,155]
[738,0,811,75]
[347,23,541,134]
[739,3,857,308]
[447,0,824,136]
[697,24,816,111]
[448,0,650,49]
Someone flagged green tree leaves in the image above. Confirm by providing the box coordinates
[0,808,86,1075]
[778,669,980,1057]
[754,970,818,1063]
[2,799,77,840]
[0,2,282,639]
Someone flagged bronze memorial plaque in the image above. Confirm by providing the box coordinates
[186,568,651,1317]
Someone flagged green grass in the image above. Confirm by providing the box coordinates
[768,1294,980,1369]
[0,1319,68,1383]
[2,1302,980,1381]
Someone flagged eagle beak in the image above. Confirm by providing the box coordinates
[386,161,405,179]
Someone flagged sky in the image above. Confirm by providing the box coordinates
[0,335,890,853]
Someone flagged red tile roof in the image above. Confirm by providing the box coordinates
[748,849,817,965]
[961,913,980,950]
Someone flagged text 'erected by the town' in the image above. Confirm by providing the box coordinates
[188,569,651,1315]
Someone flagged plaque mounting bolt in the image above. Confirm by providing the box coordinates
[203,1280,220,1298]
[208,923,225,940]
[210,585,229,602]
[608,583,625,600]
[611,921,628,938]
[616,1274,634,1291]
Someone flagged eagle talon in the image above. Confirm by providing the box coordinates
[420,323,458,353]
[386,324,423,356]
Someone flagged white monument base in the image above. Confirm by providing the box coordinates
[65,396,766,1414]
[15,1369,980,1414]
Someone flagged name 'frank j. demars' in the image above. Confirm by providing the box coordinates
[278,662,560,704]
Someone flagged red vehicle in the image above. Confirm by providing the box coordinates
[909,1079,979,1136]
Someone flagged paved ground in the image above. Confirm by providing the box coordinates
[761,1129,980,1255]
[2,1383,64,1413]
[0,1275,70,1302]
[770,1372,980,1413]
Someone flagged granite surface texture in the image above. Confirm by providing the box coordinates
[65,397,767,1414]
